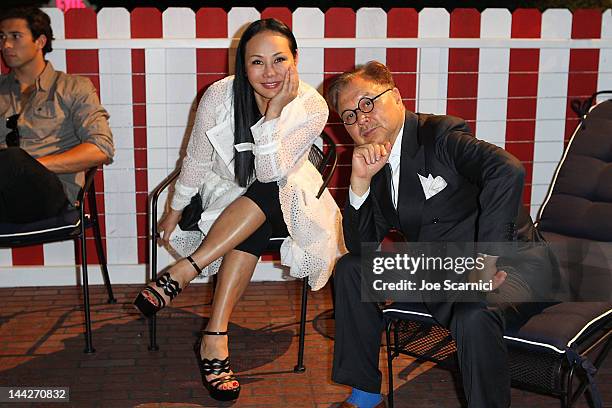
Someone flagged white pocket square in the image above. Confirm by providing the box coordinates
[418,173,447,200]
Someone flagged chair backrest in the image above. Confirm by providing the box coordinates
[537,92,612,242]
[308,131,337,199]
[536,92,612,301]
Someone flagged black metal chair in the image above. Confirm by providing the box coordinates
[0,167,116,354]
[383,92,612,408]
[148,132,338,372]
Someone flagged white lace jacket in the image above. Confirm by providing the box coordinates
[168,76,346,290]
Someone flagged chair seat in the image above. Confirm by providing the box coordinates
[0,208,81,246]
[0,166,115,354]
[505,302,611,353]
[383,301,611,354]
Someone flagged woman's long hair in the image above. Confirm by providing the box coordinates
[233,18,298,187]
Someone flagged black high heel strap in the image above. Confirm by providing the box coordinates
[201,356,232,376]
[186,255,203,275]
[154,272,182,300]
[202,330,228,336]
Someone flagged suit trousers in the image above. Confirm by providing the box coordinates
[332,253,511,408]
[0,147,68,224]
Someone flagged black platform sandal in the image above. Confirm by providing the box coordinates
[133,255,202,317]
[194,331,241,402]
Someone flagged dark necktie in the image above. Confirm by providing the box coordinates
[384,162,395,207]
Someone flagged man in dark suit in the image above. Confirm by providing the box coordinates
[328,61,524,408]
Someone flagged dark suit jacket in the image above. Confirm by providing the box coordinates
[344,112,525,325]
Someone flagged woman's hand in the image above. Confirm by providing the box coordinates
[265,66,299,120]
[158,208,182,244]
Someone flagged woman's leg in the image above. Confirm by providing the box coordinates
[141,196,266,307]
[199,248,259,390]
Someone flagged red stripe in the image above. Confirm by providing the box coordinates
[324,7,356,95]
[11,248,45,266]
[447,9,480,133]
[63,8,107,265]
[131,8,163,264]
[324,8,356,193]
[196,8,227,37]
[565,9,602,142]
[196,9,228,94]
[329,188,349,209]
[324,8,356,76]
[65,8,97,38]
[387,8,418,111]
[324,124,354,146]
[329,165,352,193]
[506,9,542,208]
[261,8,292,29]
[130,8,162,38]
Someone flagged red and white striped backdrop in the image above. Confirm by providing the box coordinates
[1,7,610,285]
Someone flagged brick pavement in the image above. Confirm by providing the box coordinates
[0,282,609,407]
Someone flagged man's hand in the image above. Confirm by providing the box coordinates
[158,208,182,244]
[265,66,299,120]
[491,270,508,291]
[470,254,507,291]
[350,142,392,196]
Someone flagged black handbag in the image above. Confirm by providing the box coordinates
[178,193,203,231]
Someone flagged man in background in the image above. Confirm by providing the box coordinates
[0,6,113,224]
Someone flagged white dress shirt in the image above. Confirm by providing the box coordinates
[349,124,404,210]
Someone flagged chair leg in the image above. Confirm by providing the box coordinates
[567,358,607,408]
[386,319,395,408]
[562,363,577,408]
[148,222,159,351]
[570,336,612,408]
[330,276,336,319]
[88,186,115,304]
[148,315,159,351]
[294,277,308,373]
[92,217,116,304]
[79,227,95,353]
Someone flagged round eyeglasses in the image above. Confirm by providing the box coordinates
[340,88,393,125]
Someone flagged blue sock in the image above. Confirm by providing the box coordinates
[346,387,382,408]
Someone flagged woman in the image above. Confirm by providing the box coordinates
[134,19,345,402]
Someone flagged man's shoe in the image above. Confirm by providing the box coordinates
[337,399,386,408]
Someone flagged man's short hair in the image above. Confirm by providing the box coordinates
[0,7,54,55]
[327,61,395,113]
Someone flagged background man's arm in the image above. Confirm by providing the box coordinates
[37,142,110,173]
[39,76,114,173]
